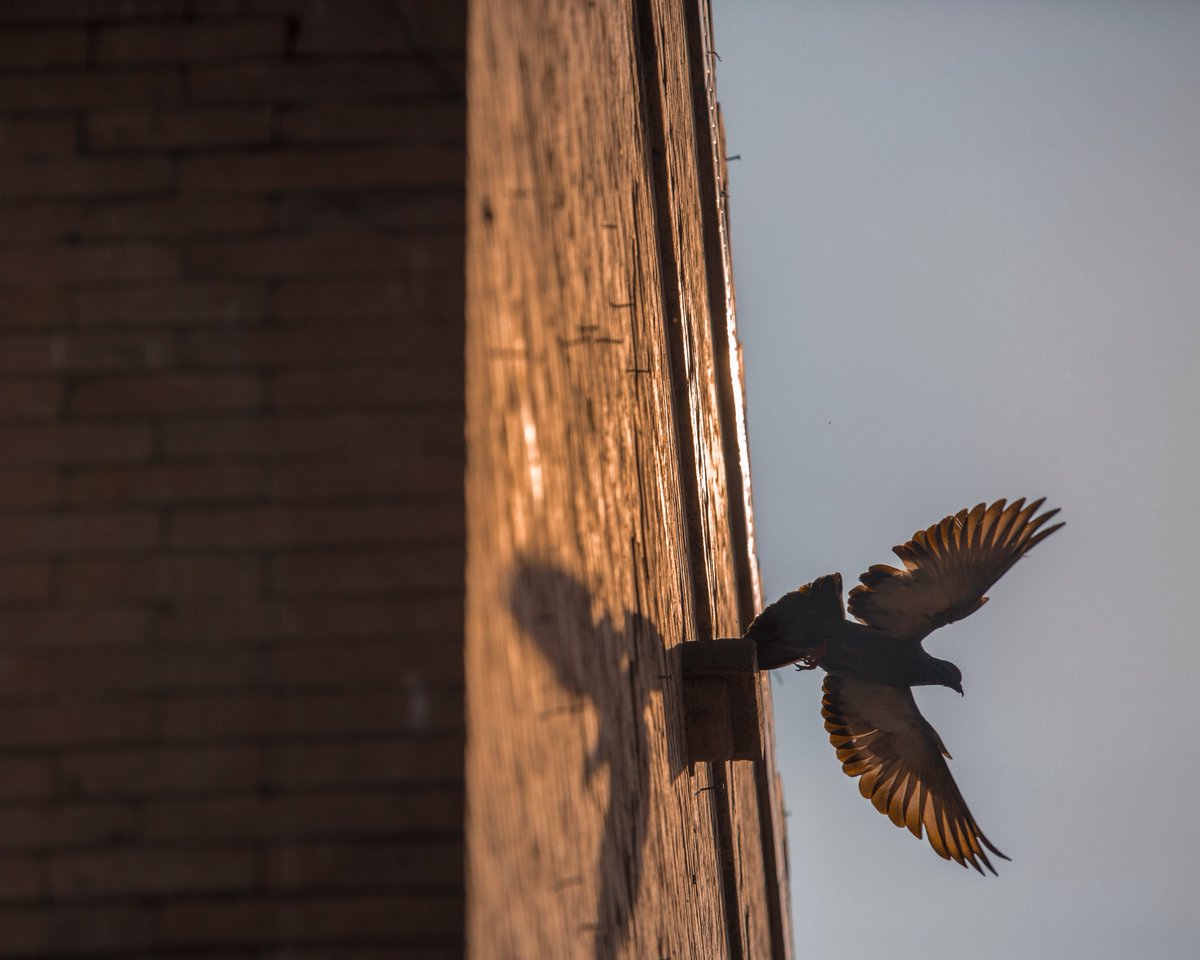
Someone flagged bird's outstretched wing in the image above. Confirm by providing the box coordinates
[822,674,1008,874]
[848,497,1063,641]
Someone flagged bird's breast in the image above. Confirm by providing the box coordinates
[821,623,924,688]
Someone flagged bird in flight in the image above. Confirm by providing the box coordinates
[747,497,1063,874]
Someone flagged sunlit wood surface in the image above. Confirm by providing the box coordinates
[465,1,791,956]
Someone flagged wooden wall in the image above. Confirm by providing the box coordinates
[465,1,791,956]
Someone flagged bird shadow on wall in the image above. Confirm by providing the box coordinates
[508,558,685,959]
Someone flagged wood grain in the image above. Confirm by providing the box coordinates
[465,1,791,956]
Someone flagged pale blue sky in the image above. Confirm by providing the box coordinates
[713,2,1200,956]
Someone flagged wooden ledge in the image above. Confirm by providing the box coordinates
[681,638,763,763]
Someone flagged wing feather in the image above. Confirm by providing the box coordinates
[821,674,1009,875]
[847,497,1064,640]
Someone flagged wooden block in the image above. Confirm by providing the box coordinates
[681,638,763,763]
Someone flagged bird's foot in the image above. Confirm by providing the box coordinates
[791,641,827,672]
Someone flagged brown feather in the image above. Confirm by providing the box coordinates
[846,497,1063,641]
[821,674,1009,874]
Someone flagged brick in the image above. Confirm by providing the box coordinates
[66,325,188,368]
[0,380,60,420]
[288,887,449,943]
[57,644,258,696]
[151,601,302,644]
[0,333,172,373]
[65,461,265,505]
[189,59,459,103]
[0,699,162,748]
[96,20,286,64]
[0,468,60,508]
[88,106,273,150]
[265,739,461,790]
[195,0,408,14]
[264,945,461,960]
[59,555,262,602]
[0,203,85,243]
[50,847,256,899]
[0,0,186,20]
[0,650,53,700]
[70,372,263,416]
[269,546,461,596]
[162,412,456,460]
[1,902,155,957]
[273,276,462,321]
[185,235,456,279]
[270,365,459,410]
[0,422,152,465]
[0,68,181,111]
[75,281,270,326]
[59,745,261,798]
[271,188,466,233]
[0,561,53,602]
[0,756,54,802]
[158,689,462,740]
[263,838,462,891]
[261,637,462,688]
[0,115,77,155]
[54,329,177,372]
[153,694,298,741]
[277,102,464,145]
[0,855,47,903]
[141,787,462,843]
[168,502,462,548]
[270,453,462,500]
[4,201,269,251]
[179,145,464,193]
[0,510,160,556]
[294,5,465,55]
[0,242,178,283]
[0,155,173,200]
[0,27,87,67]
[0,607,151,647]
[155,598,456,645]
[158,894,462,947]
[0,286,73,327]
[0,335,62,375]
[0,802,139,853]
[65,196,273,239]
[176,325,414,368]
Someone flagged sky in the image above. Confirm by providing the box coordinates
[711,2,1200,957]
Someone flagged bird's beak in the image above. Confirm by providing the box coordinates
[952,682,964,696]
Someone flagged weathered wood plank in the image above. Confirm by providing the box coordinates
[465,1,789,956]
[692,2,794,954]
[639,1,791,956]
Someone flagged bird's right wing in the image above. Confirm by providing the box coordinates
[822,674,1009,874]
[847,497,1063,641]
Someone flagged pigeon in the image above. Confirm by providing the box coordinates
[747,497,1063,874]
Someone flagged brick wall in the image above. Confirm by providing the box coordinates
[0,2,465,956]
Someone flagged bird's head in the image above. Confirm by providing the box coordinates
[926,656,964,696]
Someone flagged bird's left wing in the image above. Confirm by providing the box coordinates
[847,497,1063,641]
[822,673,1009,875]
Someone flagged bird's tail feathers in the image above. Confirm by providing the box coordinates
[746,573,845,670]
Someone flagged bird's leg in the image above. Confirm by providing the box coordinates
[792,639,828,672]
